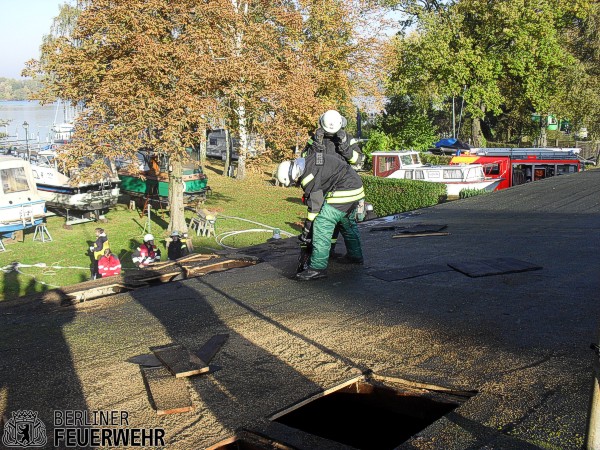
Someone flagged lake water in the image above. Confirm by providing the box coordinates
[0,100,75,144]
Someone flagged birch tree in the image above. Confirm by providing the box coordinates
[197,0,322,178]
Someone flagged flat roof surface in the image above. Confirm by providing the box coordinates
[1,169,599,449]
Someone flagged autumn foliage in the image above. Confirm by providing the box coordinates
[24,0,386,230]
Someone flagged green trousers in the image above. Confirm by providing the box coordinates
[310,202,363,270]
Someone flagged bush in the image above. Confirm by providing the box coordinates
[362,175,447,217]
[421,153,452,165]
[459,188,489,199]
[362,130,393,167]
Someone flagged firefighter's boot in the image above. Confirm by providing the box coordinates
[296,268,327,281]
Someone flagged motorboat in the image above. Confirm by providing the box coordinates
[0,156,46,237]
[31,149,120,214]
[371,151,502,197]
[51,122,74,144]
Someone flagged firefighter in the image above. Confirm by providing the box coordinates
[97,248,122,278]
[167,230,187,261]
[302,110,364,257]
[132,234,162,268]
[276,153,365,281]
[89,227,109,280]
[302,110,363,167]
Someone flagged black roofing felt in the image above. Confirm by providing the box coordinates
[0,170,599,449]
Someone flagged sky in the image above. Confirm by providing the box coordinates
[0,1,403,80]
[0,0,63,79]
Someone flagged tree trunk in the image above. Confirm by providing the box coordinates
[199,130,207,169]
[539,115,548,147]
[471,104,486,148]
[223,127,232,177]
[235,101,248,180]
[167,158,188,235]
[471,117,483,147]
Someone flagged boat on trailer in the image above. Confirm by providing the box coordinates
[371,151,502,197]
[0,156,46,237]
[4,110,121,223]
[31,149,120,215]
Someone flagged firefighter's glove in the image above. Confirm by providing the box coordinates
[334,129,348,144]
[311,140,325,154]
[298,220,313,244]
[89,246,94,252]
[334,130,350,152]
[314,128,325,144]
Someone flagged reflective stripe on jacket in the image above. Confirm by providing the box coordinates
[97,255,122,277]
[298,152,365,220]
[93,234,109,260]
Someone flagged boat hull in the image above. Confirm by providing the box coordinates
[0,200,47,236]
[0,217,45,235]
[37,184,120,212]
[30,152,121,212]
[444,179,502,197]
[118,174,208,198]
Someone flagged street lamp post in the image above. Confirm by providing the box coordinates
[23,121,30,161]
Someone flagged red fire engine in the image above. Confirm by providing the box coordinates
[450,148,582,191]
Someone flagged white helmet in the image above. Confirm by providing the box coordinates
[144,234,154,242]
[319,110,343,134]
[276,158,306,187]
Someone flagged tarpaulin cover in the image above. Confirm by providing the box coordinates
[434,138,471,149]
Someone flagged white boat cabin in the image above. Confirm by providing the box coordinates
[0,156,46,235]
[371,151,502,196]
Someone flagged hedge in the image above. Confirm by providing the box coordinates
[361,175,447,217]
[459,188,489,199]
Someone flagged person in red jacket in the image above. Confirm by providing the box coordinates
[132,234,162,268]
[97,248,122,278]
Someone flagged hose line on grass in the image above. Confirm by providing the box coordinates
[213,215,295,249]
[1,262,90,272]
[1,263,61,289]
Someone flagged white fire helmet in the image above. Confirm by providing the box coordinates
[144,234,155,242]
[319,110,343,134]
[276,158,306,187]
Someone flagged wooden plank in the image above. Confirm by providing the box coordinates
[197,334,229,364]
[447,258,542,278]
[140,366,193,415]
[151,253,218,270]
[127,353,163,367]
[185,259,256,277]
[67,284,132,302]
[392,232,450,238]
[150,343,209,378]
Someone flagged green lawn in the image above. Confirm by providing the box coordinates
[0,160,306,301]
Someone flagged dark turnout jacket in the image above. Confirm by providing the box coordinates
[302,132,362,165]
[299,153,365,221]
